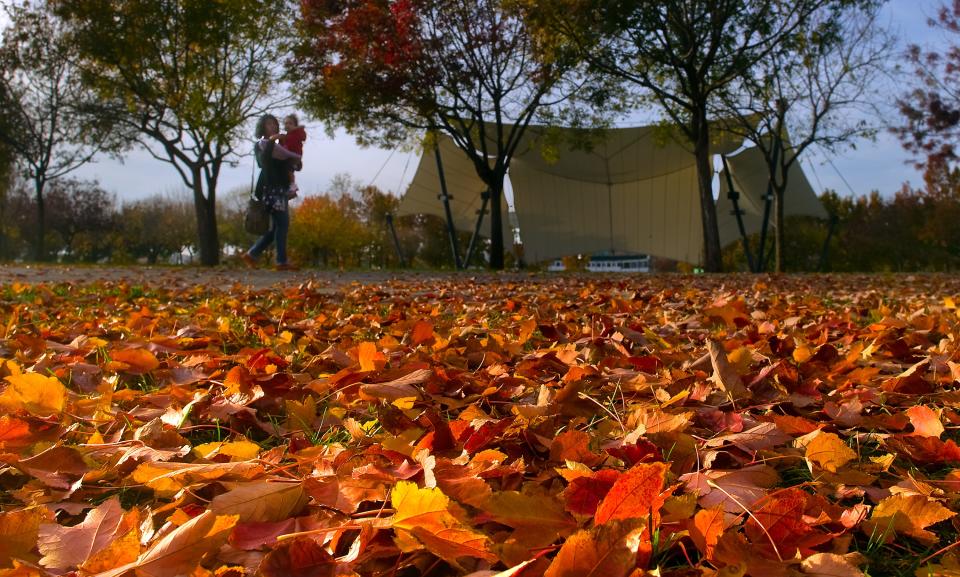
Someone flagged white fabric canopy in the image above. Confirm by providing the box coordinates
[717,146,828,247]
[399,123,827,265]
[398,136,512,247]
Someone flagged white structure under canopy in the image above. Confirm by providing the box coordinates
[398,124,827,265]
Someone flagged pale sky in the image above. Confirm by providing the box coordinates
[0,1,946,202]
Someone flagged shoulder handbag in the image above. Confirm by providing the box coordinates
[244,144,271,235]
[244,196,270,236]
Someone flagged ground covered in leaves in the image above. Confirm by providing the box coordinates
[2,273,960,577]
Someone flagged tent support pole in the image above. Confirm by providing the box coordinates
[818,214,837,272]
[757,137,781,272]
[721,154,756,273]
[385,213,405,268]
[434,143,462,270]
[464,190,489,268]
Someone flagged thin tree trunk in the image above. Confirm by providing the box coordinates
[34,177,46,262]
[693,116,722,272]
[488,172,505,270]
[774,184,786,273]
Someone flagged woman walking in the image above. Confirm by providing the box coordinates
[242,114,301,270]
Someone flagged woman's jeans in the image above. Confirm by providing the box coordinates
[248,209,289,265]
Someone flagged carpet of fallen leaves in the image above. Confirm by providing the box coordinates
[2,273,960,577]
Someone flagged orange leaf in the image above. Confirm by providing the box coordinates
[803,431,857,473]
[594,462,668,525]
[550,429,601,466]
[562,469,620,516]
[907,405,944,438]
[0,416,31,450]
[411,320,435,345]
[95,511,237,577]
[745,488,826,557]
[0,507,49,569]
[543,518,646,577]
[0,373,66,416]
[688,506,725,561]
[391,481,497,565]
[862,494,956,544]
[476,491,576,536]
[110,348,160,374]
[357,341,383,372]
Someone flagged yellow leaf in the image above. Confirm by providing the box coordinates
[391,481,497,565]
[804,431,856,473]
[864,494,956,544]
[193,440,261,461]
[0,373,66,416]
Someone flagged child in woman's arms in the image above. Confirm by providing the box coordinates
[279,114,306,199]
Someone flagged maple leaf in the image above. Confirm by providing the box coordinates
[561,469,620,516]
[258,537,339,577]
[0,372,66,416]
[38,497,124,570]
[109,348,161,374]
[863,494,956,544]
[95,511,237,577]
[543,518,646,577]
[475,491,577,537]
[802,430,857,473]
[745,488,827,558]
[906,405,944,438]
[390,481,498,565]
[688,506,725,561]
[707,339,751,400]
[209,480,309,523]
[594,461,669,525]
[0,507,49,568]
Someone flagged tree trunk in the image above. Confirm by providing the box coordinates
[774,184,786,273]
[34,178,46,262]
[693,116,722,272]
[488,171,506,270]
[192,179,220,266]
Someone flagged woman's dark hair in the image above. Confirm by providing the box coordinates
[255,114,279,138]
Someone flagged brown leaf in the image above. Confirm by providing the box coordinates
[0,507,49,568]
[38,497,125,570]
[95,511,237,577]
[210,480,308,523]
[359,368,431,402]
[257,537,338,577]
[707,339,751,400]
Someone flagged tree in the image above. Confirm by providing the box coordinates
[121,193,196,264]
[526,0,844,271]
[895,1,960,176]
[719,2,893,272]
[54,0,293,265]
[0,1,121,261]
[292,0,612,269]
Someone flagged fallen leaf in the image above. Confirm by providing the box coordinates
[543,518,646,577]
[594,461,668,525]
[907,406,944,438]
[708,339,751,400]
[391,481,497,565]
[688,506,725,561]
[803,431,857,473]
[110,348,161,374]
[0,372,66,416]
[210,480,308,523]
[38,497,124,570]
[95,511,237,577]
[863,494,956,544]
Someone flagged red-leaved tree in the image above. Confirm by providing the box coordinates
[895,1,960,174]
[291,0,612,269]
